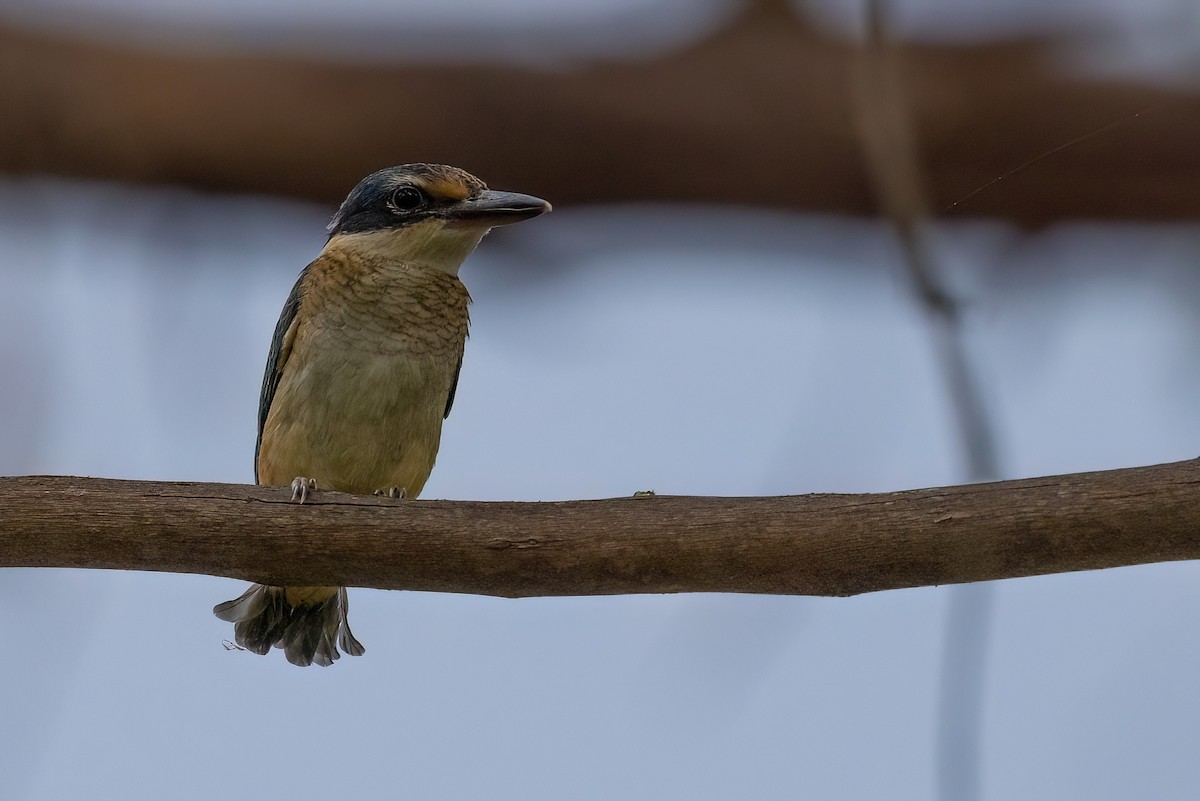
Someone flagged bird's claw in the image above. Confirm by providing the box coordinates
[373,485,407,499]
[290,476,317,503]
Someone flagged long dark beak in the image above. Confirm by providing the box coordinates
[447,190,551,226]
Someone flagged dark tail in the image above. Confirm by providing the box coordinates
[213,584,365,667]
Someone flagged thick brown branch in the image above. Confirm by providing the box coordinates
[2,461,1198,597]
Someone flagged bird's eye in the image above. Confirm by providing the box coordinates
[390,186,425,212]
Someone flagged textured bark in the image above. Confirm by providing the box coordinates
[1,6,1199,225]
[2,461,1199,597]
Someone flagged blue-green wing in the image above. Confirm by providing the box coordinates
[255,272,306,482]
[443,351,463,419]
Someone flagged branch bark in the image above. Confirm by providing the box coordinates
[2,461,1198,596]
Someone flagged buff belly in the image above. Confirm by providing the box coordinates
[257,342,449,497]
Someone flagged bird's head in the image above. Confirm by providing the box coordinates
[324,164,550,274]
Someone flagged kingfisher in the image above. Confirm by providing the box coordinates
[214,164,551,666]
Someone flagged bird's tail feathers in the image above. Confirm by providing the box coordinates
[214,584,365,667]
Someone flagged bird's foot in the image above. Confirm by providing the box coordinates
[373,485,407,500]
[290,477,318,503]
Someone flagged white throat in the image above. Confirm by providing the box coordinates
[324,219,490,275]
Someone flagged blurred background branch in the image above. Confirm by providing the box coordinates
[1,3,1198,225]
[4,462,1200,596]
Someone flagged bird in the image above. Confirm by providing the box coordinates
[213,163,550,666]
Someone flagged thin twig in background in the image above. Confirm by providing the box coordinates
[852,3,1001,800]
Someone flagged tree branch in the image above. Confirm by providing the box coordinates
[2,13,1198,226]
[2,461,1199,596]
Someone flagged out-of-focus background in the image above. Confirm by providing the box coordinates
[3,1,1200,799]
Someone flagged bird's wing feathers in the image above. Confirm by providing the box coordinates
[443,351,463,420]
[255,271,305,482]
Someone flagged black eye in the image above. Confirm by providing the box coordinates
[390,186,425,212]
